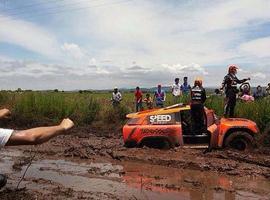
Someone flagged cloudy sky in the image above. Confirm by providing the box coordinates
[0,0,270,90]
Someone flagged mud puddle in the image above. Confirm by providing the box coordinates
[0,149,270,200]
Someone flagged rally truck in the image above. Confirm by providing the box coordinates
[123,104,259,150]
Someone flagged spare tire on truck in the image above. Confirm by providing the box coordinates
[224,131,254,151]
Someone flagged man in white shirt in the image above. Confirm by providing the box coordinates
[0,108,74,189]
[172,78,181,104]
[266,83,270,96]
[111,87,122,107]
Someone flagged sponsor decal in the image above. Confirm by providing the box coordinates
[141,128,175,135]
[149,114,175,124]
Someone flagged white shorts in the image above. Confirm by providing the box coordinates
[0,128,14,147]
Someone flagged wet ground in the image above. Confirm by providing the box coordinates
[0,127,270,200]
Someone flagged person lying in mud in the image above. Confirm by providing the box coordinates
[0,108,74,189]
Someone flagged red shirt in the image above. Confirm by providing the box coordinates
[134,90,143,102]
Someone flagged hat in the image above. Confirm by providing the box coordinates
[228,64,239,73]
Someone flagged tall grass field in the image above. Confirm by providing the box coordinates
[0,90,270,134]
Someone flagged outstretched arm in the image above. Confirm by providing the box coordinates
[236,77,250,84]
[6,118,74,146]
[0,109,11,119]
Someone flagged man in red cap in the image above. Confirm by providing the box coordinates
[221,65,250,117]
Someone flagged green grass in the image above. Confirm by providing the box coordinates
[1,91,270,133]
[206,95,270,131]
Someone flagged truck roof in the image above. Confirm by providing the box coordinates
[126,104,191,119]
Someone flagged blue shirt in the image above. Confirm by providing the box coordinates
[181,83,191,94]
[154,90,165,104]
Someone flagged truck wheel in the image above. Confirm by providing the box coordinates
[140,138,173,149]
[124,140,137,148]
[163,139,174,150]
[224,131,254,151]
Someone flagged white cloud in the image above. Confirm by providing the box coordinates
[238,37,270,58]
[0,59,61,77]
[198,0,270,32]
[251,72,266,79]
[66,0,270,67]
[1,0,270,89]
[161,63,208,75]
[61,42,85,59]
[89,58,97,66]
[0,15,62,58]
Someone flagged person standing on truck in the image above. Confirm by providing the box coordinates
[172,78,181,104]
[154,84,166,108]
[220,65,250,117]
[0,108,74,189]
[190,79,207,135]
[134,86,143,112]
[111,87,122,107]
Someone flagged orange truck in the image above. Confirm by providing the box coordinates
[123,104,259,150]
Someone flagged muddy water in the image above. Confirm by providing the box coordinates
[1,149,270,200]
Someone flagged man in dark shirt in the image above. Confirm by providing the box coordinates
[221,65,250,117]
[253,85,265,100]
[190,79,207,135]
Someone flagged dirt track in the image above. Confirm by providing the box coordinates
[0,126,270,200]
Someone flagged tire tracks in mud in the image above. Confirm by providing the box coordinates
[15,129,270,180]
[206,150,270,168]
[108,147,270,179]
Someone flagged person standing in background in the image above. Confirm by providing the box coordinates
[266,83,270,96]
[180,77,191,104]
[134,86,143,112]
[172,78,181,104]
[180,77,191,95]
[111,87,122,107]
[253,85,265,100]
[154,85,166,108]
[143,93,153,109]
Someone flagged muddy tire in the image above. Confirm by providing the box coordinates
[140,138,173,149]
[163,140,174,150]
[224,131,254,151]
[124,140,137,148]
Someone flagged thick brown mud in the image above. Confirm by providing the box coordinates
[0,127,270,200]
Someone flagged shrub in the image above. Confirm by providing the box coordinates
[103,104,130,124]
